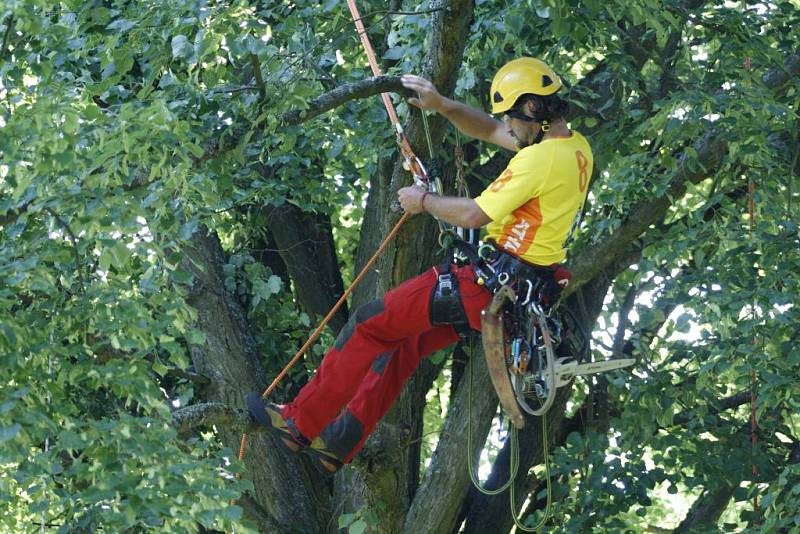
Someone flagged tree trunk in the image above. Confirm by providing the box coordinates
[260,202,348,333]
[183,228,327,532]
[674,485,736,533]
[334,0,477,530]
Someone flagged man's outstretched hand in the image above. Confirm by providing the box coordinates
[401,75,445,111]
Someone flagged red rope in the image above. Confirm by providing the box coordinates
[744,56,759,521]
[749,175,759,517]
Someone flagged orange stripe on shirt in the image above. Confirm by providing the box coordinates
[499,197,543,258]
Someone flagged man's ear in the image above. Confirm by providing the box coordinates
[524,97,539,116]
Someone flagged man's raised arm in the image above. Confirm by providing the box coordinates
[401,75,517,152]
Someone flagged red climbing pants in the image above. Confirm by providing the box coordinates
[281,264,491,464]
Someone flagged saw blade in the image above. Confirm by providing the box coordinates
[571,358,636,376]
[558,358,636,380]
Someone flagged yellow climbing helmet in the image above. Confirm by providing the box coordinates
[490,57,563,114]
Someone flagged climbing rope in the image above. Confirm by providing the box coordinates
[346,0,432,187]
[744,56,759,522]
[235,211,410,462]
[465,337,553,531]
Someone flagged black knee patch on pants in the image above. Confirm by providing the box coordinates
[334,299,385,351]
[319,408,364,460]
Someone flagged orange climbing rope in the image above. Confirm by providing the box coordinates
[236,211,410,462]
[346,0,431,184]
[233,0,430,484]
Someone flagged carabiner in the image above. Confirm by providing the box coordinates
[520,279,534,306]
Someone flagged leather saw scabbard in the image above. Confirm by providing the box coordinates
[480,286,525,429]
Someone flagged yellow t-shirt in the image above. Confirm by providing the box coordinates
[474,131,592,265]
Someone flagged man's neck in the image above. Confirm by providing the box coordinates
[542,119,571,140]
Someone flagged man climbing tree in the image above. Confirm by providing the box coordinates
[246,57,592,474]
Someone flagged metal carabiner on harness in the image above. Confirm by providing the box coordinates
[520,279,534,306]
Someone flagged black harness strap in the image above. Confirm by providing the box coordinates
[429,255,472,337]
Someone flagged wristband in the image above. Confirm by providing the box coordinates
[421,191,432,212]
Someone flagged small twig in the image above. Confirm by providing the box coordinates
[250,52,266,101]
[210,84,258,95]
[45,207,86,290]
[166,367,211,388]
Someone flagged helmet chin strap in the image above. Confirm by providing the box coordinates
[531,120,550,145]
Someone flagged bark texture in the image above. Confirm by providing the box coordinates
[259,202,348,333]
[183,229,328,532]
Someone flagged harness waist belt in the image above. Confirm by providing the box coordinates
[453,240,565,306]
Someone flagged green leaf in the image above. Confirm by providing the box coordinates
[267,275,282,294]
[0,424,22,443]
[186,143,205,158]
[383,47,404,60]
[152,359,168,377]
[179,219,199,240]
[172,35,189,58]
[338,513,356,528]
[349,519,367,534]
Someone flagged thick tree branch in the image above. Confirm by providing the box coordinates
[671,391,751,427]
[257,200,348,333]
[674,484,737,533]
[569,51,800,295]
[281,75,407,126]
[569,129,728,294]
[763,53,800,91]
[612,283,639,358]
[183,228,328,531]
[171,402,248,436]
[404,350,497,533]
[202,76,409,163]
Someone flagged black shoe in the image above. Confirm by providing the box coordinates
[304,437,344,475]
[245,392,309,453]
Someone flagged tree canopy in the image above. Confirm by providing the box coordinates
[1,0,798,532]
